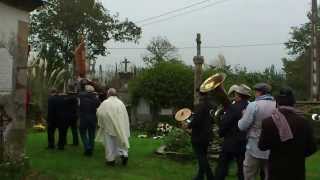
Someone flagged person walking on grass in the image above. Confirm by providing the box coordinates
[258,87,317,180]
[215,84,251,180]
[47,88,60,149]
[78,85,99,156]
[183,90,216,180]
[238,83,276,180]
[96,88,130,166]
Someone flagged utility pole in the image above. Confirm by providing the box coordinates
[193,33,204,106]
[310,0,320,101]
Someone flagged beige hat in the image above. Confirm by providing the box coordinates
[85,85,95,92]
[234,84,252,97]
[228,84,239,95]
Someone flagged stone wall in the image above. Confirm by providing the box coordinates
[0,2,30,162]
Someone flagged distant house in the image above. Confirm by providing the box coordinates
[0,0,43,161]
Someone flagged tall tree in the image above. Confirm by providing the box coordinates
[285,22,311,56]
[30,0,141,65]
[143,36,179,66]
[282,18,315,99]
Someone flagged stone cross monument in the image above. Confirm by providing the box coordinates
[193,33,204,106]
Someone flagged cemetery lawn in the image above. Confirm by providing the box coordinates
[26,132,320,180]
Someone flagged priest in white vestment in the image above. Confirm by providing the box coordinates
[96,88,130,166]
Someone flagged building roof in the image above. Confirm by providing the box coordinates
[0,0,44,11]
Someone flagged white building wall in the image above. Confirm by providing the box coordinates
[0,2,29,43]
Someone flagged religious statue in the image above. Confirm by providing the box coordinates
[74,36,86,78]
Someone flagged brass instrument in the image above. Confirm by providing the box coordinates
[199,73,231,108]
[174,73,231,125]
[312,114,320,121]
[175,108,193,124]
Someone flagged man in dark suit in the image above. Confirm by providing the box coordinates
[47,88,60,149]
[63,91,79,146]
[258,87,317,180]
[184,91,216,180]
[55,92,69,150]
[215,84,251,180]
[79,85,100,156]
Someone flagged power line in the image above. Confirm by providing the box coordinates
[108,42,285,50]
[135,0,210,23]
[141,0,234,27]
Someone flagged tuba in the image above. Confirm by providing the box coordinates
[174,73,230,124]
[199,73,231,109]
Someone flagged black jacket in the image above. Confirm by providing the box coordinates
[259,108,317,180]
[190,97,215,144]
[62,94,78,123]
[78,92,99,125]
[218,100,248,153]
[47,95,60,125]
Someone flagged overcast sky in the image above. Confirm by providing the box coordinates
[97,0,310,71]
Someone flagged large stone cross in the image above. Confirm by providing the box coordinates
[197,33,201,56]
[193,33,204,106]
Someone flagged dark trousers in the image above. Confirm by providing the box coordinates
[215,151,245,180]
[47,123,67,149]
[192,142,214,180]
[67,120,79,145]
[79,123,96,152]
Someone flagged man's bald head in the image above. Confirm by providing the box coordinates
[107,88,117,97]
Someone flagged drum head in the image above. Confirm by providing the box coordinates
[175,108,192,122]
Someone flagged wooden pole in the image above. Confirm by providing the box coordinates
[311,0,319,101]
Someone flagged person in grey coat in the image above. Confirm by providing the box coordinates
[238,83,276,180]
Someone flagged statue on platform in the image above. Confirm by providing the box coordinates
[74,36,87,79]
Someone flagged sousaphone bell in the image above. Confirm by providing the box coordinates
[199,73,231,108]
[175,108,194,124]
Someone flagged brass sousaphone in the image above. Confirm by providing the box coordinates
[174,73,230,123]
[199,73,230,108]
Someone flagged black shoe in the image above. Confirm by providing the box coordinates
[106,161,115,166]
[121,156,128,166]
[87,150,93,156]
[46,146,55,150]
[84,149,93,156]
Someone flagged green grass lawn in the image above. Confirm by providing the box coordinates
[25,132,320,180]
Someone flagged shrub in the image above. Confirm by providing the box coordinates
[164,128,193,155]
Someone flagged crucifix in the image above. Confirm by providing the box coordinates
[122,58,130,73]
